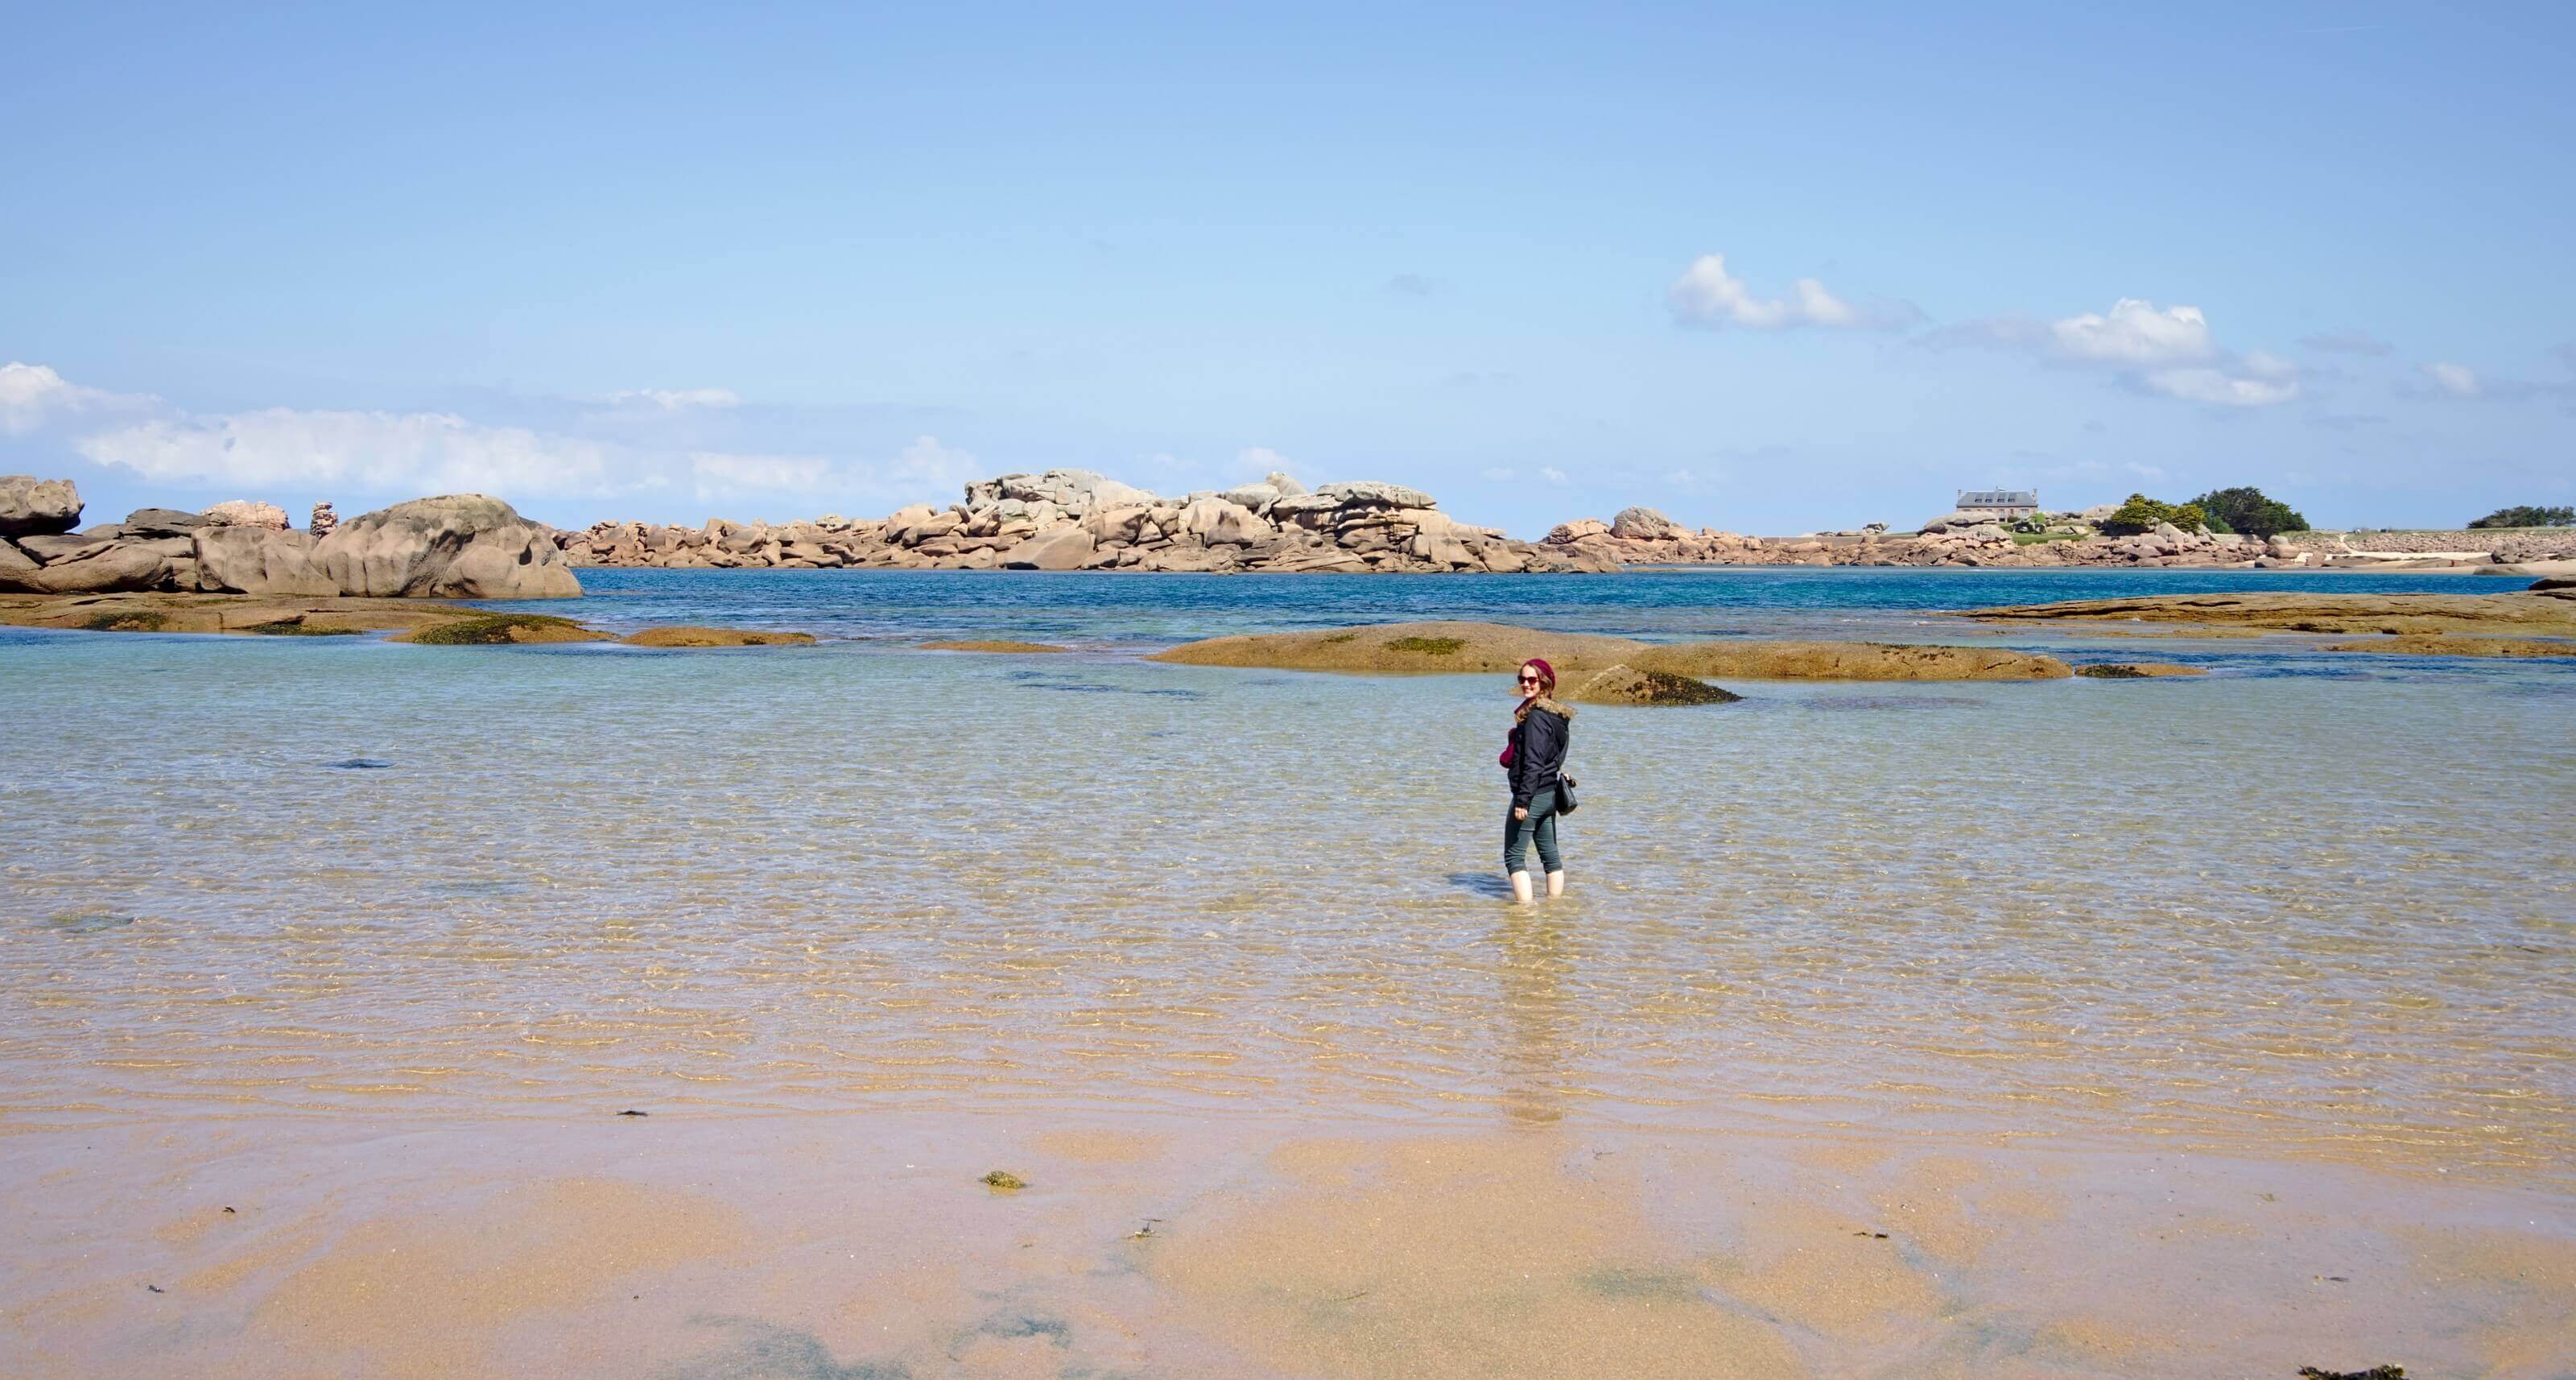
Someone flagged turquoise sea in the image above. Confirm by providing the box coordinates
[486,563,2518,645]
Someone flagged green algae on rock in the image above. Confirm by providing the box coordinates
[623,626,818,648]
[398,613,612,646]
[1149,621,2073,681]
[1568,664,1744,705]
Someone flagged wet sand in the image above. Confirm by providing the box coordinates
[7,1111,2570,1378]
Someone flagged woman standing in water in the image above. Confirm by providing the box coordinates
[1501,658,1573,904]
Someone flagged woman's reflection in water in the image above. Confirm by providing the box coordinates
[1495,911,1579,1128]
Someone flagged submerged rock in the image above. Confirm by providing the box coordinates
[621,626,816,647]
[2074,662,2207,678]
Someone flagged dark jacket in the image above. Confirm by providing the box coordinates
[1507,698,1572,810]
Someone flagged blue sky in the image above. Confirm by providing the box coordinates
[6,1,2571,535]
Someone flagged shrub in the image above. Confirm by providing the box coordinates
[2188,486,2310,538]
[2467,504,2576,529]
[2095,494,2207,537]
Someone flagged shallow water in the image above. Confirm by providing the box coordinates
[4,571,2571,1183]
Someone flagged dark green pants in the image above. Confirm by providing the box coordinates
[1505,791,1562,874]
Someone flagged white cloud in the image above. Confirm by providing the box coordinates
[2143,368,2299,407]
[1667,254,1909,330]
[79,408,612,495]
[1539,466,1569,485]
[1933,299,2296,407]
[2048,299,2213,364]
[2424,362,2481,396]
[607,388,741,410]
[1,362,141,434]
[687,436,980,506]
[689,452,835,498]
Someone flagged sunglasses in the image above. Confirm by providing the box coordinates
[1517,673,1542,684]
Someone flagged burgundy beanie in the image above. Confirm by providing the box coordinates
[1521,658,1556,691]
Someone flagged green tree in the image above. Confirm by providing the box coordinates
[2188,486,2311,538]
[2467,504,2576,529]
[2096,494,2209,536]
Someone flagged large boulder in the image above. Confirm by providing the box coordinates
[1546,518,1612,544]
[194,526,336,596]
[312,494,582,598]
[16,533,113,564]
[0,538,42,590]
[1265,471,1307,498]
[1917,510,1985,534]
[1000,524,1097,570]
[0,476,82,538]
[1220,482,1281,511]
[1316,481,1437,510]
[1179,497,1269,546]
[123,507,204,537]
[201,499,291,530]
[1611,506,1682,540]
[20,542,170,594]
[985,469,1158,517]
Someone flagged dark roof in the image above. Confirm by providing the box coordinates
[1959,489,2037,505]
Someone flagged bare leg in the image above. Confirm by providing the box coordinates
[1510,870,1535,905]
[1546,870,1565,899]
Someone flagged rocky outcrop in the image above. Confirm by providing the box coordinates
[0,475,82,539]
[314,494,581,598]
[309,502,338,537]
[2,478,582,598]
[202,499,291,530]
[1611,506,1685,540]
[560,468,1604,575]
[2318,634,2576,658]
[1149,621,2073,681]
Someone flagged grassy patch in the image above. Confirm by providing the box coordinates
[1383,635,1465,655]
[80,611,167,632]
[242,618,362,636]
[2010,531,2087,545]
[407,613,593,645]
[1319,632,1357,643]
